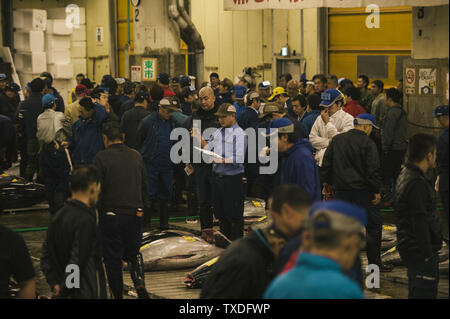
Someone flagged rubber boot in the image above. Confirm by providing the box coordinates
[128,253,150,299]
[219,219,232,240]
[229,219,244,241]
[199,205,214,230]
[159,200,169,230]
[106,268,123,299]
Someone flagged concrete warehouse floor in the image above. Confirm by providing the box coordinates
[1,163,448,299]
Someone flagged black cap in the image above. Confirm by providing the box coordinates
[135,91,149,102]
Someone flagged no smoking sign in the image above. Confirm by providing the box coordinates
[406,69,415,84]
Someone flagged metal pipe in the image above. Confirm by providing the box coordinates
[262,10,265,80]
[300,9,304,56]
[109,0,118,77]
[125,0,131,79]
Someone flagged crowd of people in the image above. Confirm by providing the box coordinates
[0,69,448,300]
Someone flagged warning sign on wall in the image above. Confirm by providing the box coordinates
[405,68,416,95]
[419,68,437,95]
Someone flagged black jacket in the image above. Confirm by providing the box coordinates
[51,87,65,113]
[93,143,148,215]
[382,105,407,151]
[118,99,135,119]
[321,129,382,194]
[181,105,221,167]
[21,92,43,140]
[200,230,274,299]
[122,106,151,151]
[0,92,18,121]
[40,199,107,299]
[394,163,442,261]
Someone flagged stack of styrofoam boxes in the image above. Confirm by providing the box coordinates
[47,8,86,104]
[13,9,47,88]
[46,18,74,104]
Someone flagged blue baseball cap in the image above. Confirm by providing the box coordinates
[306,200,368,235]
[434,105,449,118]
[355,113,379,129]
[0,73,7,81]
[42,94,56,108]
[263,117,295,137]
[157,73,170,85]
[258,81,271,89]
[233,86,247,99]
[320,89,344,107]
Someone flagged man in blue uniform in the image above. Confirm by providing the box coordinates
[137,97,180,229]
[264,118,321,203]
[195,103,248,240]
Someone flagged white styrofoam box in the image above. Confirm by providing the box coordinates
[53,79,73,105]
[46,19,73,35]
[70,41,86,58]
[49,63,74,79]
[15,52,47,74]
[47,7,86,25]
[13,9,47,31]
[71,25,86,42]
[46,34,71,50]
[71,58,87,75]
[18,72,41,88]
[14,31,45,52]
[47,50,71,64]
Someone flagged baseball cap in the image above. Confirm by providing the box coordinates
[259,102,282,119]
[0,74,7,81]
[306,81,314,86]
[81,78,96,89]
[159,97,181,111]
[268,87,288,101]
[320,89,344,107]
[75,84,87,95]
[42,94,56,108]
[135,91,150,102]
[171,77,180,84]
[247,91,260,102]
[354,113,379,129]
[305,200,368,235]
[157,73,170,85]
[5,83,21,93]
[179,75,191,88]
[214,104,237,117]
[262,118,295,137]
[434,105,449,118]
[258,81,271,89]
[233,86,247,100]
[116,78,126,85]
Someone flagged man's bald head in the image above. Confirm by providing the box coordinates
[199,86,215,110]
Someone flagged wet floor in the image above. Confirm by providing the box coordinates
[1,164,448,299]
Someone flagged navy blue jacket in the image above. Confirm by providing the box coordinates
[70,104,109,165]
[437,127,449,179]
[238,107,259,130]
[302,110,321,137]
[136,112,177,163]
[215,90,233,108]
[280,139,321,202]
[285,114,307,139]
[21,92,43,140]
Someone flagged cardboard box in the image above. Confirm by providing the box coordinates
[46,19,73,35]
[13,9,47,31]
[14,31,45,52]
[15,52,47,74]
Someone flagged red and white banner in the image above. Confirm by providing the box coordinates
[224,0,449,11]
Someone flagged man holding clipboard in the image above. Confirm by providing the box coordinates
[192,103,248,241]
